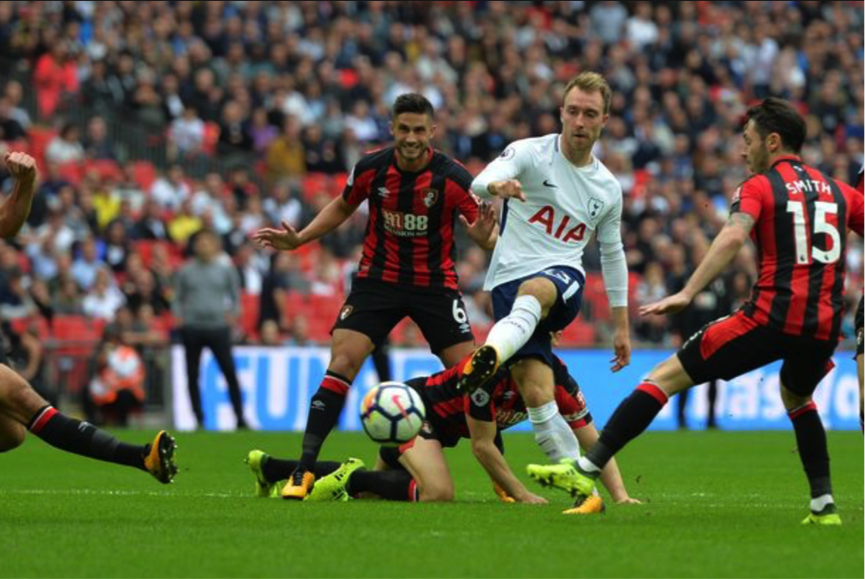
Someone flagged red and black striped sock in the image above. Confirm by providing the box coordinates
[261,458,342,483]
[788,401,832,499]
[297,371,351,472]
[346,468,418,502]
[28,406,146,470]
[586,382,669,470]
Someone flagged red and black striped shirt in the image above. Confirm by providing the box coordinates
[407,356,591,439]
[732,156,865,341]
[342,147,480,291]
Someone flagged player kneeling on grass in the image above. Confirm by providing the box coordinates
[247,336,639,513]
[0,151,177,484]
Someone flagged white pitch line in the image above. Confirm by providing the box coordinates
[0,489,244,499]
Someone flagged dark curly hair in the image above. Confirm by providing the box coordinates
[744,97,807,154]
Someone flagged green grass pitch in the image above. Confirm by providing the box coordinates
[1,430,862,578]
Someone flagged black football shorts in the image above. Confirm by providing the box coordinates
[332,278,474,353]
[678,311,838,397]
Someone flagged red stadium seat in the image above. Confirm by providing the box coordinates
[135,240,161,268]
[26,126,58,170]
[308,294,344,318]
[301,173,332,203]
[331,172,349,193]
[582,273,610,322]
[56,161,84,185]
[52,315,104,342]
[130,160,157,190]
[164,243,185,269]
[291,243,320,273]
[559,319,596,347]
[136,240,184,269]
[32,316,51,339]
[201,122,220,156]
[306,314,334,343]
[49,317,102,395]
[284,293,308,317]
[9,317,30,336]
[631,169,650,198]
[150,314,174,338]
[84,159,123,183]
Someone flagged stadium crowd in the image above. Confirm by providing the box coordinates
[0,1,862,397]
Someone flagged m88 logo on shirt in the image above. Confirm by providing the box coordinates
[382,209,428,237]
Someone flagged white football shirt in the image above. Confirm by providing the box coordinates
[471,134,628,307]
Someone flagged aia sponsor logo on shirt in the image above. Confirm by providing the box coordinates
[528,205,587,243]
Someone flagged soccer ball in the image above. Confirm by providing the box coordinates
[360,382,426,445]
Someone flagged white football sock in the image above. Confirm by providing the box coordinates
[485,295,542,363]
[527,401,581,462]
[810,494,834,513]
[577,455,602,474]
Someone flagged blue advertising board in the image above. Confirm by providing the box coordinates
[171,346,861,431]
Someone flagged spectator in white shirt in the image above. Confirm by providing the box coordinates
[82,268,126,321]
[169,107,206,159]
[262,180,302,230]
[149,164,191,212]
[45,123,85,165]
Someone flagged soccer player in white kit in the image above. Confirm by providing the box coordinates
[461,72,631,465]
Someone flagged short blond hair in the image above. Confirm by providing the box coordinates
[563,72,612,114]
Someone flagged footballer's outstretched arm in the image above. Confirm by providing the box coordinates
[467,415,547,504]
[641,212,754,317]
[254,196,357,251]
[0,151,38,239]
